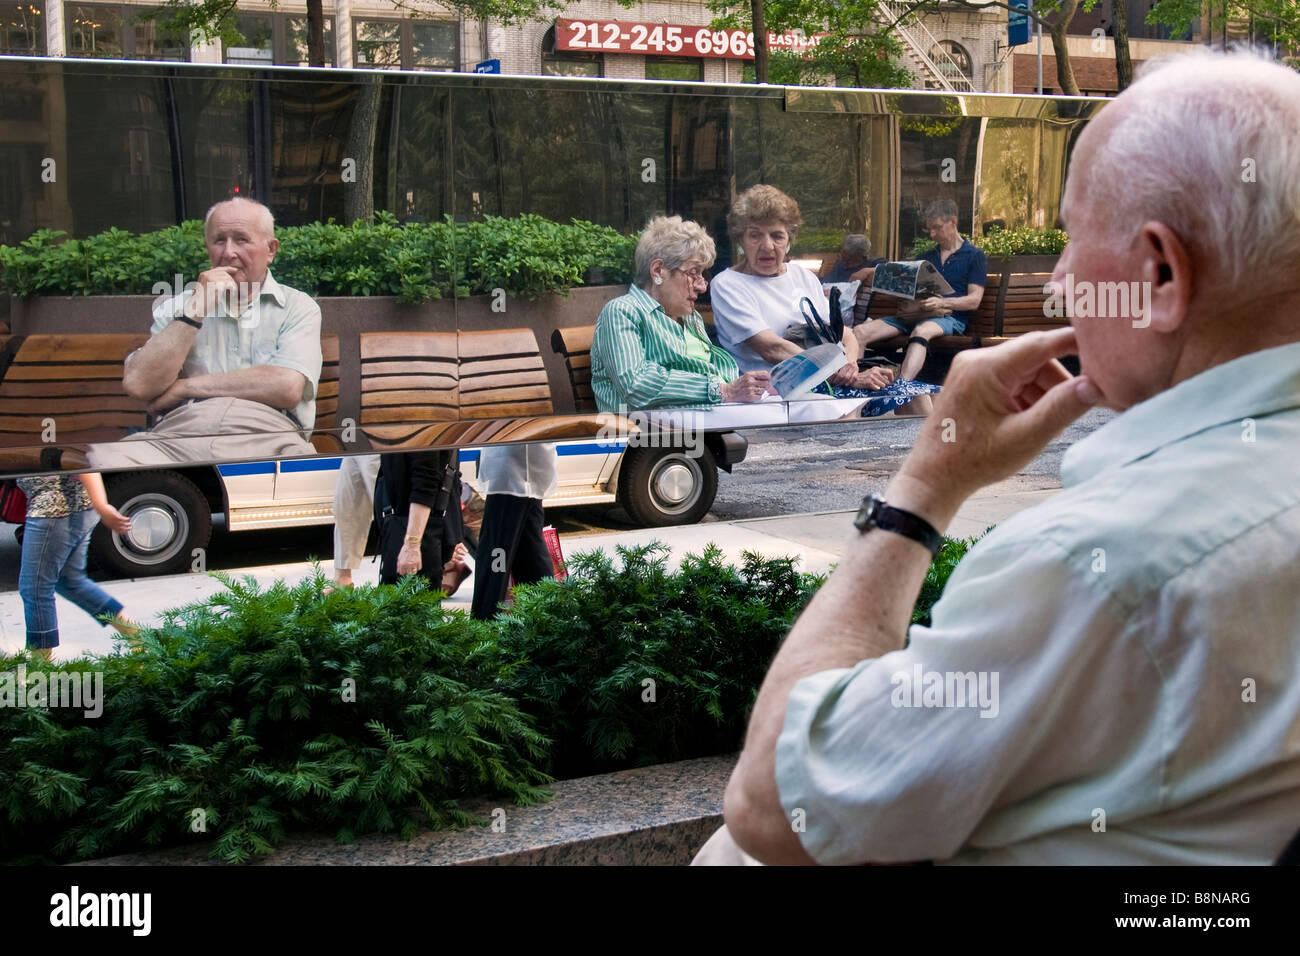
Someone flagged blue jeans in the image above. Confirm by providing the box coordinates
[18,509,124,650]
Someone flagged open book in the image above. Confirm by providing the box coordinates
[870,260,954,300]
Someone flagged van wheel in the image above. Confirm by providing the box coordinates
[617,445,718,527]
[90,471,213,578]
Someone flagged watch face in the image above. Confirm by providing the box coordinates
[854,494,883,531]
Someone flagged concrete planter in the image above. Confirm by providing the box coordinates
[987,254,1060,274]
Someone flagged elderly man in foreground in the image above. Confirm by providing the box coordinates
[707,50,1300,865]
[92,197,322,467]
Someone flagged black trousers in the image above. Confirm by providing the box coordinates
[470,494,551,619]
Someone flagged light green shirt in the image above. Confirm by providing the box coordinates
[778,341,1300,865]
[591,284,739,412]
[143,271,323,432]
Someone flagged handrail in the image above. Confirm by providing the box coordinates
[877,2,976,92]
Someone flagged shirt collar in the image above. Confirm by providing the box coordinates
[628,281,667,317]
[257,271,286,308]
[1062,341,1300,486]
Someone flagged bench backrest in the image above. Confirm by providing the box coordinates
[358,331,458,448]
[457,328,554,421]
[998,273,1062,334]
[552,325,597,414]
[309,335,341,454]
[0,334,149,446]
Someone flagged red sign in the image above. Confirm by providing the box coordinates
[556,18,823,60]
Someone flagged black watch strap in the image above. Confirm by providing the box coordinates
[853,494,942,556]
[174,313,203,329]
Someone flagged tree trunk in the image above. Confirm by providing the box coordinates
[343,74,381,224]
[1051,0,1081,95]
[307,0,325,68]
[1113,0,1133,91]
[751,0,768,83]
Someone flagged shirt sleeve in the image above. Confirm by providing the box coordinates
[774,531,1159,864]
[264,291,323,402]
[709,272,771,352]
[965,247,988,293]
[592,299,719,410]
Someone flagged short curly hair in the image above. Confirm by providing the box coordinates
[633,216,716,287]
[727,185,803,247]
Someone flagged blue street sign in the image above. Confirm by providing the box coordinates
[474,59,501,74]
[1008,0,1030,47]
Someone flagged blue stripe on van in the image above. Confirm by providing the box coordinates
[218,462,276,477]
[280,457,342,473]
[459,450,479,465]
[558,442,626,455]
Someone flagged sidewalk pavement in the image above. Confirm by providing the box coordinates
[0,485,1060,662]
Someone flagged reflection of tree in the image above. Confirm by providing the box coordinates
[343,74,382,224]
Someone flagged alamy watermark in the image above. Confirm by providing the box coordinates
[594,404,705,459]
[1044,275,1151,328]
[0,664,103,718]
[890,664,999,718]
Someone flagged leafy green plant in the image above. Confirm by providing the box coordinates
[911,530,988,627]
[909,227,1067,259]
[0,569,550,865]
[0,214,637,303]
[487,542,822,778]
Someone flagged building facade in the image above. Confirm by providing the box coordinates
[1,0,1039,93]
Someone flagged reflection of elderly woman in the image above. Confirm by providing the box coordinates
[710,185,892,393]
[591,216,771,411]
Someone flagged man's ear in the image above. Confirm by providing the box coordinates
[267,236,280,261]
[1137,221,1191,333]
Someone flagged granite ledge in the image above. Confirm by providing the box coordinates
[82,753,737,867]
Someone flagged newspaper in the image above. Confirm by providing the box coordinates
[770,343,846,399]
[870,260,954,300]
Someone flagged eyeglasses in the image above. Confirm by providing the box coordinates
[673,267,709,287]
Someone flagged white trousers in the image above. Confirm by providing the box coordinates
[332,454,381,571]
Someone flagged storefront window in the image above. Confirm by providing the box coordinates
[0,2,43,56]
[66,4,188,61]
[413,21,455,70]
[645,58,702,82]
[285,15,333,66]
[540,26,600,77]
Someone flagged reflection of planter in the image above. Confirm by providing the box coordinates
[987,254,1059,275]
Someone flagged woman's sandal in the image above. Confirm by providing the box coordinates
[441,543,471,598]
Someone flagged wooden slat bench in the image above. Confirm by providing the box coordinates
[358,331,459,450]
[552,325,598,414]
[457,328,554,421]
[309,335,341,454]
[0,334,150,447]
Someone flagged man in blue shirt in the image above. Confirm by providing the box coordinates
[852,199,988,383]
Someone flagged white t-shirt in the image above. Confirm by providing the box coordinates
[710,264,827,374]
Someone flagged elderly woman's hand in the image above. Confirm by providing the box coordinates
[852,366,896,391]
[828,363,859,387]
[721,370,773,403]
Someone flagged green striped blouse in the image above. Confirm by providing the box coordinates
[591,284,740,412]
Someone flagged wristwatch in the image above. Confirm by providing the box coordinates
[853,494,942,556]
[404,535,422,545]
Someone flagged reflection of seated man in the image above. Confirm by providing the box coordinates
[852,199,988,383]
[818,234,884,285]
[91,197,321,468]
[590,215,772,412]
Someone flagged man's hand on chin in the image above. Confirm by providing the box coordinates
[147,378,193,417]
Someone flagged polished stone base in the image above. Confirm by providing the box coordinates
[83,754,736,866]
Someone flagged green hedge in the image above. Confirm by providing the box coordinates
[0,535,977,865]
[909,227,1067,259]
[0,213,638,303]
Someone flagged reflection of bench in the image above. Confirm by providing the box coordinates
[0,334,150,446]
[358,331,458,449]
[458,328,553,420]
[551,325,598,414]
[310,335,340,454]
[860,272,1004,351]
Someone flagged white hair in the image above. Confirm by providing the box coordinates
[634,216,717,287]
[1085,48,1300,288]
[203,197,276,240]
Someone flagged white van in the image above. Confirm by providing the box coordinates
[87,435,747,577]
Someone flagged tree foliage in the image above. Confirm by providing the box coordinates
[710,0,915,88]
